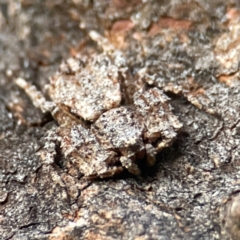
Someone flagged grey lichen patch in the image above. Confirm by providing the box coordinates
[15,31,182,179]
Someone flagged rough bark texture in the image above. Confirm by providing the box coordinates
[1,1,240,239]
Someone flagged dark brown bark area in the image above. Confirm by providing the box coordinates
[1,1,240,239]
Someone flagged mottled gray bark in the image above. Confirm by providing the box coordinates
[0,1,240,239]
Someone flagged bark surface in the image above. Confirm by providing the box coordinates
[0,1,240,239]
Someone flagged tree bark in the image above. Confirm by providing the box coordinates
[0,1,240,239]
